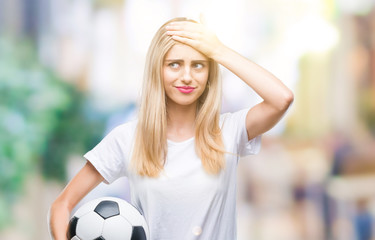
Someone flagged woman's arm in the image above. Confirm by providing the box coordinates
[48,161,103,240]
[166,21,294,140]
[214,46,294,140]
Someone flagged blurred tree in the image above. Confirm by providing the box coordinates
[0,36,105,229]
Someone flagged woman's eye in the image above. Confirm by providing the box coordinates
[194,63,204,69]
[169,62,180,68]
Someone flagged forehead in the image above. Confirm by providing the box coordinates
[164,44,208,61]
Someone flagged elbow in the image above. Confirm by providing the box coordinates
[285,89,294,107]
[278,89,294,112]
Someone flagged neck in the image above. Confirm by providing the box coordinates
[166,101,197,141]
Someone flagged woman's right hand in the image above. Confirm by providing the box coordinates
[165,20,225,60]
[48,161,103,239]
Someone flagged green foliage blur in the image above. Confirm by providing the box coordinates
[0,37,106,228]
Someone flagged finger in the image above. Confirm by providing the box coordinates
[166,21,201,32]
[166,30,198,40]
[166,22,188,30]
[165,24,181,31]
[170,35,197,48]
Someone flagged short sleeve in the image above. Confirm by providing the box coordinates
[84,123,133,184]
[221,108,261,157]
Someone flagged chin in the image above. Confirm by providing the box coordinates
[169,97,198,107]
[177,100,197,106]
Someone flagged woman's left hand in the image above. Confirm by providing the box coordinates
[166,21,224,59]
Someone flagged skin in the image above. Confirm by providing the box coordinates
[163,43,209,142]
[48,20,294,239]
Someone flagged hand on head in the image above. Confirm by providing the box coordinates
[165,20,223,59]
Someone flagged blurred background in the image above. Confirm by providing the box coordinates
[1,0,375,239]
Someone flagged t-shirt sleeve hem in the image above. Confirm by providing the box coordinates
[239,134,262,157]
[84,151,115,185]
[238,108,262,156]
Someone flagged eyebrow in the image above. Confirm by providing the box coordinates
[164,59,209,63]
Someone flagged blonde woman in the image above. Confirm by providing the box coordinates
[49,17,293,239]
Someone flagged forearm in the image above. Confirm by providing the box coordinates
[48,162,103,239]
[48,199,70,240]
[213,45,293,110]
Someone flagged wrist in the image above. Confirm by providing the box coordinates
[210,44,232,64]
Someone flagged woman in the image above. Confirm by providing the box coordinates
[49,17,293,239]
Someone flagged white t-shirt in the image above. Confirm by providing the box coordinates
[84,108,261,240]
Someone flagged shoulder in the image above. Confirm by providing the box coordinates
[219,108,249,141]
[114,119,138,132]
[220,108,261,156]
[105,119,138,140]
[220,108,249,128]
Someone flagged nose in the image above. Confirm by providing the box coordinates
[181,66,192,84]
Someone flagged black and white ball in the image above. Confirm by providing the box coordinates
[67,197,149,240]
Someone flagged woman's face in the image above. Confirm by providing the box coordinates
[162,44,209,108]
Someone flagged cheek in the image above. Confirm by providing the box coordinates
[162,69,176,97]
[194,71,209,85]
[163,69,178,84]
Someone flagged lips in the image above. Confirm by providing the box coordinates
[176,86,195,93]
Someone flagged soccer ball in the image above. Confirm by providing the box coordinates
[67,197,149,240]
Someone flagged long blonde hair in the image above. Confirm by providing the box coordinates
[131,17,226,177]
